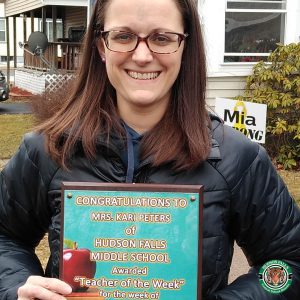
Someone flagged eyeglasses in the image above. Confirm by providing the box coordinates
[100,30,188,54]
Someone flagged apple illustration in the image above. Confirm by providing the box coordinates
[63,240,96,291]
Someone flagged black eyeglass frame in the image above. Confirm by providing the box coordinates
[99,30,189,54]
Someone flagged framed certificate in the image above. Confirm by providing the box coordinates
[60,182,203,300]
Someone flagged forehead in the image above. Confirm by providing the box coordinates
[103,0,183,32]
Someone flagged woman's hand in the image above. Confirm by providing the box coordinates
[17,275,72,300]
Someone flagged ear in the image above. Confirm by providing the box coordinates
[96,39,106,61]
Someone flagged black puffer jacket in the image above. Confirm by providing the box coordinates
[0,117,300,299]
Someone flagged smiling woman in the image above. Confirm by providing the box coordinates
[95,0,187,133]
[0,0,300,299]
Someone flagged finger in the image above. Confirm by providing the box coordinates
[18,276,72,300]
[18,284,67,300]
[18,284,68,300]
[27,276,72,294]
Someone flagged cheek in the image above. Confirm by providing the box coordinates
[105,53,133,82]
[166,55,183,77]
[104,56,126,89]
[105,64,117,88]
[104,53,117,70]
[105,52,127,71]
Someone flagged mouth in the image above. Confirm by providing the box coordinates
[126,70,160,80]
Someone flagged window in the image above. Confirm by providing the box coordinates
[38,19,63,42]
[0,56,13,62]
[225,0,287,62]
[48,20,63,42]
[0,19,6,42]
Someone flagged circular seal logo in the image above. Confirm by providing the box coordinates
[259,260,292,294]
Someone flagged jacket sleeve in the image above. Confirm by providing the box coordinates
[211,145,300,299]
[0,235,44,299]
[0,135,52,298]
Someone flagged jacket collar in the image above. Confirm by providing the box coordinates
[208,137,221,160]
[94,119,222,162]
[207,113,222,161]
[70,115,222,163]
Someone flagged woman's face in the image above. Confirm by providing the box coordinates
[98,0,185,116]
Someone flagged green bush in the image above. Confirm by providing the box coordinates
[236,43,300,169]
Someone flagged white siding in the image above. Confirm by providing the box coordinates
[43,0,87,6]
[4,0,87,17]
[14,69,46,94]
[206,76,246,109]
[5,0,43,17]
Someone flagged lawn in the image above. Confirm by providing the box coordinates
[0,114,34,158]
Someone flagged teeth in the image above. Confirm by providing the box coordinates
[127,71,159,80]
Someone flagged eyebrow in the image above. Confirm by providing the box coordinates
[105,26,177,34]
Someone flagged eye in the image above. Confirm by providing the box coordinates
[110,32,135,43]
[150,34,172,45]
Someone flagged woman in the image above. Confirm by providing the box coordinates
[0,0,299,299]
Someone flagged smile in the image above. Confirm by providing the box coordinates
[127,71,160,80]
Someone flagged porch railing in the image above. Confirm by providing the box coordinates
[24,42,83,72]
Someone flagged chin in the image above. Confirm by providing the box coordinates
[129,93,160,106]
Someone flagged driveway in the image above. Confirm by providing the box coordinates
[0,102,31,114]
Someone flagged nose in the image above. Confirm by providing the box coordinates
[131,40,153,64]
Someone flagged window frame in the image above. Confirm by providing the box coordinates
[0,18,6,43]
[38,18,63,42]
[224,0,287,63]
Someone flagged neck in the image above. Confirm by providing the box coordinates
[117,101,169,134]
[119,107,165,134]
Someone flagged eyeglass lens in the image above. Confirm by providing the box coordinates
[104,31,184,54]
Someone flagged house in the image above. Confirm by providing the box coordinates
[2,0,88,94]
[199,0,300,108]
[2,0,300,101]
[0,3,29,65]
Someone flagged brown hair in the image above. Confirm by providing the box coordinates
[36,0,210,171]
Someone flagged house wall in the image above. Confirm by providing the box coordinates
[206,76,246,109]
[14,69,76,94]
[64,6,87,38]
[198,0,300,78]
[199,0,300,107]
[14,69,46,94]
[4,0,43,17]
[286,0,300,44]
[43,0,87,6]
[0,3,87,65]
[4,0,87,17]
[0,3,40,62]
[9,0,300,99]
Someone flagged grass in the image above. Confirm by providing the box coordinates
[5,99,30,104]
[0,114,34,158]
[279,170,300,206]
